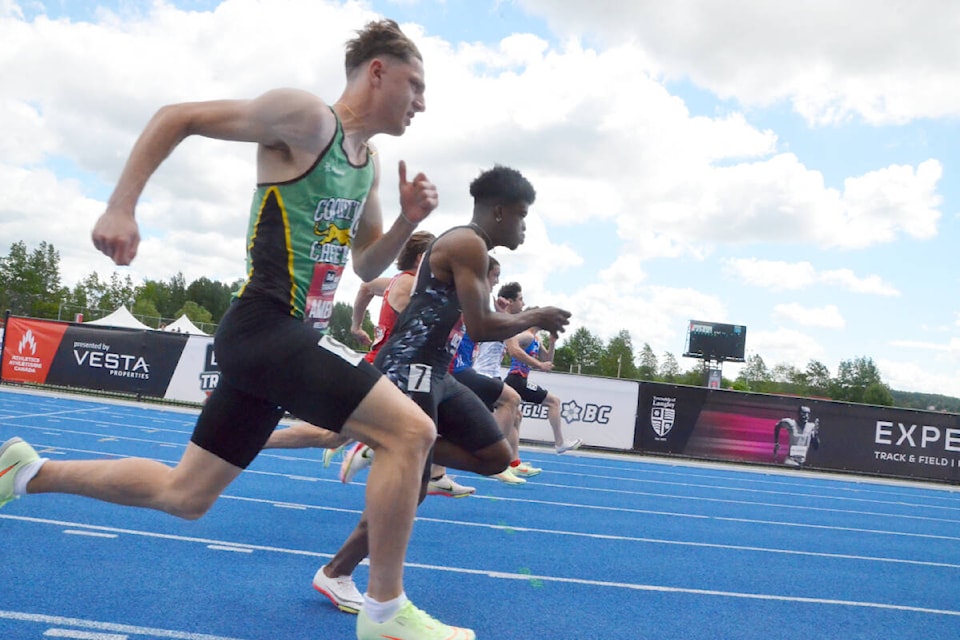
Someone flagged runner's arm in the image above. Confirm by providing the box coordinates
[93,88,333,265]
[351,158,437,281]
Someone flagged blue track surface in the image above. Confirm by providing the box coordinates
[2,386,959,639]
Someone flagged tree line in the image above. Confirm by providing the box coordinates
[2,241,957,413]
[0,241,241,333]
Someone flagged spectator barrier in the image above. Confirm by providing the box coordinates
[3,314,957,484]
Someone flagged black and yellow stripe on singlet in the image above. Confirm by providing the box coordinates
[236,110,374,319]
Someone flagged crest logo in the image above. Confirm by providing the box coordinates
[651,396,677,438]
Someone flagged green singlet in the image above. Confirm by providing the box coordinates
[237,110,374,332]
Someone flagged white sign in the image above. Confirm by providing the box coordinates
[508,369,638,450]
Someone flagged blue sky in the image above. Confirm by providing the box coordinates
[2,0,957,397]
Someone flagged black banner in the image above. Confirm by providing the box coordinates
[46,325,189,398]
[637,382,960,484]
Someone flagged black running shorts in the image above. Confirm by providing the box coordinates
[433,375,504,452]
[191,297,381,468]
[504,372,549,405]
[452,367,504,411]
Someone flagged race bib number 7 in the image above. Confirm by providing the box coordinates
[407,363,432,393]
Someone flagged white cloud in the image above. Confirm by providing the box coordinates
[773,303,845,329]
[745,327,828,369]
[520,0,960,125]
[833,160,942,247]
[1,2,943,293]
[878,357,960,398]
[818,269,900,296]
[723,259,817,290]
[724,258,899,296]
[650,154,943,251]
[0,0,955,398]
[546,281,728,364]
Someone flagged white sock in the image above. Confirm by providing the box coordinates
[14,458,47,496]
[362,592,407,624]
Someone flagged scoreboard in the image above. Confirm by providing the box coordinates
[683,320,747,362]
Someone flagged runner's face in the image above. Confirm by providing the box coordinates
[498,201,528,250]
[487,265,501,289]
[378,57,426,135]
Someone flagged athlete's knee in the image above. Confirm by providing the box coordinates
[378,409,436,456]
[477,442,513,476]
[546,393,561,410]
[159,469,225,520]
[163,490,219,520]
[499,385,521,409]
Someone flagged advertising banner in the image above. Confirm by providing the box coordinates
[46,325,189,396]
[513,369,638,450]
[637,382,960,484]
[1,316,68,384]
[6,314,958,484]
[1,316,190,399]
[163,336,220,403]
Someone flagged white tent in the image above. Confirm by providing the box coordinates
[164,314,209,335]
[86,306,152,330]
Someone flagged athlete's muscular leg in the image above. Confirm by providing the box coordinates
[263,422,351,450]
[323,434,510,581]
[432,438,511,476]
[339,377,435,603]
[493,384,521,458]
[25,443,241,520]
[325,481,430,579]
[544,392,566,447]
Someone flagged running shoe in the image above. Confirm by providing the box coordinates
[493,467,526,485]
[323,442,350,469]
[556,438,583,454]
[312,566,363,614]
[427,474,476,498]
[357,600,475,640]
[340,442,373,484]
[0,437,40,508]
[513,461,542,477]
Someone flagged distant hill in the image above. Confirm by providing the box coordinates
[891,389,960,414]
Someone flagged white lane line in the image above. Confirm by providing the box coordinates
[545,470,960,513]
[417,514,960,570]
[272,503,308,510]
[225,492,960,547]
[5,509,958,584]
[472,568,960,618]
[475,483,960,526]
[0,610,243,640]
[0,407,110,420]
[64,530,118,539]
[44,629,127,639]
[207,545,253,553]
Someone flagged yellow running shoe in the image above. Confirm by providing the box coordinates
[493,467,526,485]
[0,437,40,508]
[513,461,542,477]
[357,600,475,640]
[322,442,350,469]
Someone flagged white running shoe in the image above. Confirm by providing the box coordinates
[493,467,526,484]
[556,438,583,454]
[312,566,363,614]
[427,474,476,498]
[339,442,373,484]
